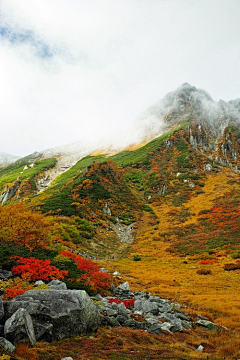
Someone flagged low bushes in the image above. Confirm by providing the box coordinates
[197,269,212,275]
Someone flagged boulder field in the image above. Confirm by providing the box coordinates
[0,280,222,354]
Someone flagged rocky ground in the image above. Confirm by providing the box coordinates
[0,272,222,358]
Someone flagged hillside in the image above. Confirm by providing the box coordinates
[1,84,240,359]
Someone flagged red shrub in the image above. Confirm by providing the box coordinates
[11,256,68,282]
[199,259,218,265]
[3,284,31,300]
[59,250,112,292]
[108,298,136,309]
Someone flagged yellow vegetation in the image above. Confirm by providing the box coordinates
[100,168,240,359]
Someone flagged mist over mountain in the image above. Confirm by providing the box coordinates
[135,83,240,141]
[2,84,240,168]
[0,152,20,166]
[40,83,240,162]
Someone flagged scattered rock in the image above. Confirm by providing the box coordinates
[204,163,212,171]
[117,282,131,292]
[196,320,220,331]
[4,307,36,346]
[47,279,67,290]
[0,270,13,280]
[98,283,222,337]
[113,271,121,276]
[35,280,45,286]
[196,344,204,352]
[0,276,223,347]
[0,336,16,353]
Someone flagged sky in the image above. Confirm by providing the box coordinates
[1,0,240,157]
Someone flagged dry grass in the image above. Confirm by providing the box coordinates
[99,169,240,359]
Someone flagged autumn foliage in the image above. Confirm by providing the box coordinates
[59,250,112,291]
[3,284,31,300]
[11,256,68,282]
[199,259,218,265]
[108,298,136,309]
[0,203,50,249]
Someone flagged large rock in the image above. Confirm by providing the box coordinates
[6,290,101,341]
[142,300,159,316]
[47,280,67,290]
[117,282,130,292]
[4,308,36,346]
[0,337,16,353]
[4,297,46,319]
[196,320,220,331]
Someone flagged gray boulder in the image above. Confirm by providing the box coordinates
[10,289,101,341]
[0,337,16,353]
[117,282,130,291]
[104,316,120,327]
[142,300,159,316]
[134,299,144,312]
[0,270,12,280]
[148,322,162,335]
[117,302,131,319]
[4,308,36,346]
[169,318,183,333]
[4,297,46,320]
[196,320,220,331]
[47,280,67,290]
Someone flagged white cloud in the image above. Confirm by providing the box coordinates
[0,0,240,156]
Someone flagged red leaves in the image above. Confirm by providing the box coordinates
[3,284,31,300]
[11,256,68,282]
[59,250,98,272]
[199,259,218,265]
[108,298,136,309]
[59,250,112,292]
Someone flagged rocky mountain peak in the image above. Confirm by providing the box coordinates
[136,83,240,141]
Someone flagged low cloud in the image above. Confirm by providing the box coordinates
[1,0,240,156]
